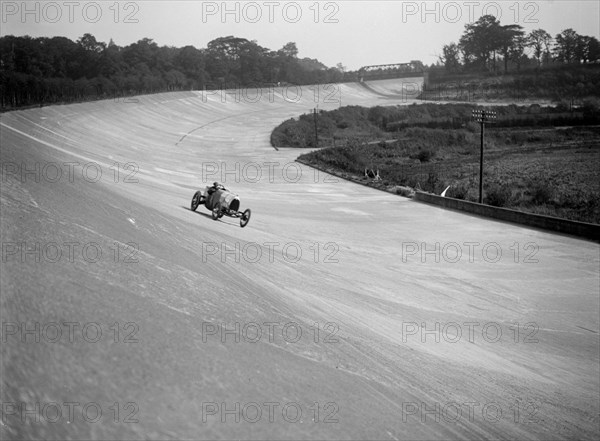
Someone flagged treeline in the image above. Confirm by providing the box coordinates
[0,34,348,109]
[439,15,600,73]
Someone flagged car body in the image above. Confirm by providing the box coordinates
[191,186,251,228]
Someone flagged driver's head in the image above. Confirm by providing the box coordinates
[213,182,220,187]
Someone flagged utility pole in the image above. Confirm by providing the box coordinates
[313,107,319,148]
[472,109,496,203]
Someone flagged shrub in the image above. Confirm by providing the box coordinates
[396,186,414,197]
[485,184,513,207]
[419,172,443,193]
[417,149,435,162]
[581,98,600,116]
[522,173,556,206]
[530,184,555,205]
[447,182,470,200]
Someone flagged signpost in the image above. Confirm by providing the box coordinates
[472,109,497,203]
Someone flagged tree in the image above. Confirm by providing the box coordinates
[498,24,525,73]
[99,38,125,77]
[459,15,503,71]
[77,33,106,53]
[122,38,158,70]
[509,34,528,71]
[48,36,80,77]
[440,42,461,72]
[76,34,107,78]
[279,42,298,58]
[410,60,425,71]
[207,36,250,60]
[165,69,186,90]
[575,35,593,63]
[206,36,255,83]
[176,45,207,87]
[588,37,600,62]
[275,42,300,83]
[528,29,553,67]
[239,40,268,84]
[554,29,580,63]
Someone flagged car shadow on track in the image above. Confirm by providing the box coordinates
[183,206,211,218]
[181,206,238,228]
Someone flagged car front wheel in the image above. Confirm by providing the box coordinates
[191,191,202,211]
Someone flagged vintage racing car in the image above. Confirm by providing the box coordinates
[191,184,251,228]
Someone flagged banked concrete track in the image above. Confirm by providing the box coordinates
[358,77,424,99]
[1,80,598,440]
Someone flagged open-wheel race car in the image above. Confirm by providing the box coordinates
[191,183,251,228]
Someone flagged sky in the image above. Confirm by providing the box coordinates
[1,1,599,70]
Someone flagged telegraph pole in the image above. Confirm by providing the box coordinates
[472,109,497,203]
[313,107,319,148]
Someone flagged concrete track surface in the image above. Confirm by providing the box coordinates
[358,77,424,99]
[1,80,598,440]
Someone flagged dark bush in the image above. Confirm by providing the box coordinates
[447,182,470,200]
[485,184,513,207]
[530,184,555,205]
[417,149,435,162]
